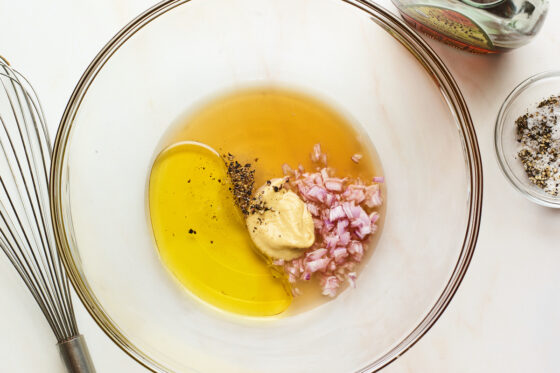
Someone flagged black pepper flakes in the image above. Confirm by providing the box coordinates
[224,153,255,215]
[516,95,560,196]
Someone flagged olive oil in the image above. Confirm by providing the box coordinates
[150,142,292,316]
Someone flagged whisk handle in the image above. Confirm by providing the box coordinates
[58,335,96,373]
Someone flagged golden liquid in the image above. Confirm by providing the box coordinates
[151,87,381,317]
[167,87,378,187]
[150,143,292,316]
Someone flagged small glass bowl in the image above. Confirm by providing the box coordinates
[495,71,560,208]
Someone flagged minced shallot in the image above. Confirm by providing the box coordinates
[351,153,363,163]
[279,144,383,297]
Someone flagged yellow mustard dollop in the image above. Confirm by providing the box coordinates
[247,179,315,260]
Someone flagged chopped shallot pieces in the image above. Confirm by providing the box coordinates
[347,272,357,288]
[321,276,340,297]
[305,258,330,273]
[306,248,327,260]
[311,144,322,163]
[306,203,320,217]
[351,153,363,163]
[281,143,384,297]
[325,178,344,192]
[307,185,327,203]
[328,205,345,221]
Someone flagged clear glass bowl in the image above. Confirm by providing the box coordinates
[50,1,483,372]
[495,71,560,208]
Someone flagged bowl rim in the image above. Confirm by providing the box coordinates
[494,70,560,208]
[49,1,483,372]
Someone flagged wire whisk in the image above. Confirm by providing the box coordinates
[0,56,95,372]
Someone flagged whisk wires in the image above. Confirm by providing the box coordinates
[0,60,77,342]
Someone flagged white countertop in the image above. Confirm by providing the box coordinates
[1,0,559,372]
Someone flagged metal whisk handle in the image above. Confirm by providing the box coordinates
[58,335,96,373]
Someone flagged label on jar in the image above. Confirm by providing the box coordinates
[402,5,493,50]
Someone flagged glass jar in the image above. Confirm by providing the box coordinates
[391,0,549,53]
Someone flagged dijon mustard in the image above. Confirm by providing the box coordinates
[246,179,315,260]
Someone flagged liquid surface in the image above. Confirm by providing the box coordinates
[166,87,378,187]
[151,87,382,316]
[149,143,292,316]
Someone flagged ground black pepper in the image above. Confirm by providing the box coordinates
[223,153,280,218]
[224,153,255,215]
[516,95,560,196]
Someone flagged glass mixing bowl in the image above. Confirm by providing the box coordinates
[50,0,483,372]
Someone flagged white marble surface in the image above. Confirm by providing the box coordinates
[0,0,559,372]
